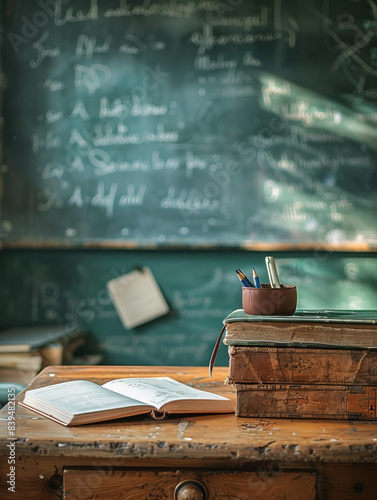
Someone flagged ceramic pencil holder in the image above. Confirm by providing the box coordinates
[242,284,297,315]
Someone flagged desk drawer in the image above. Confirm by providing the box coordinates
[63,467,316,499]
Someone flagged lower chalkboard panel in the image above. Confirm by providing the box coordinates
[0,249,376,366]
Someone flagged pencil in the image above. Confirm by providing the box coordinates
[235,268,254,287]
[253,268,261,288]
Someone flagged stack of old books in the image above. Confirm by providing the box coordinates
[0,325,87,385]
[224,309,377,420]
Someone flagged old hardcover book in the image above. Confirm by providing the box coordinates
[0,325,86,353]
[224,309,377,348]
[20,377,233,426]
[234,383,377,420]
[0,351,44,385]
[227,346,377,385]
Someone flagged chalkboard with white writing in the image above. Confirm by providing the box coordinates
[1,0,376,249]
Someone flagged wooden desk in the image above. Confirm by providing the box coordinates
[1,366,377,499]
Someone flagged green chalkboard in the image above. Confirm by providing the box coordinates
[1,0,377,248]
[0,249,376,366]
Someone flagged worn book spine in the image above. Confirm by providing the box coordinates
[224,322,377,348]
[234,383,377,420]
[228,346,377,385]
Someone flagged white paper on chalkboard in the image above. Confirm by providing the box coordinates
[107,267,170,329]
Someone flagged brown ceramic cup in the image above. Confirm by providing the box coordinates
[242,284,297,315]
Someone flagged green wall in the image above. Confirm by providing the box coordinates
[0,249,376,366]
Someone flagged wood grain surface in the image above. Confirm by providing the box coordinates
[1,366,377,499]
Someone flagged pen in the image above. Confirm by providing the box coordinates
[253,268,261,288]
[235,268,254,287]
[265,256,281,288]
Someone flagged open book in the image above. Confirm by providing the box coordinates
[20,377,234,426]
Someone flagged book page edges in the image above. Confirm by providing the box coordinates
[224,321,377,348]
[19,401,153,426]
[160,399,234,414]
[19,401,233,425]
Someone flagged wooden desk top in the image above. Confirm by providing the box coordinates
[2,365,377,465]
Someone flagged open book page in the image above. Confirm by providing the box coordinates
[102,377,232,412]
[23,380,152,416]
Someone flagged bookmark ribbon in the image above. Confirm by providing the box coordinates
[208,324,226,378]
